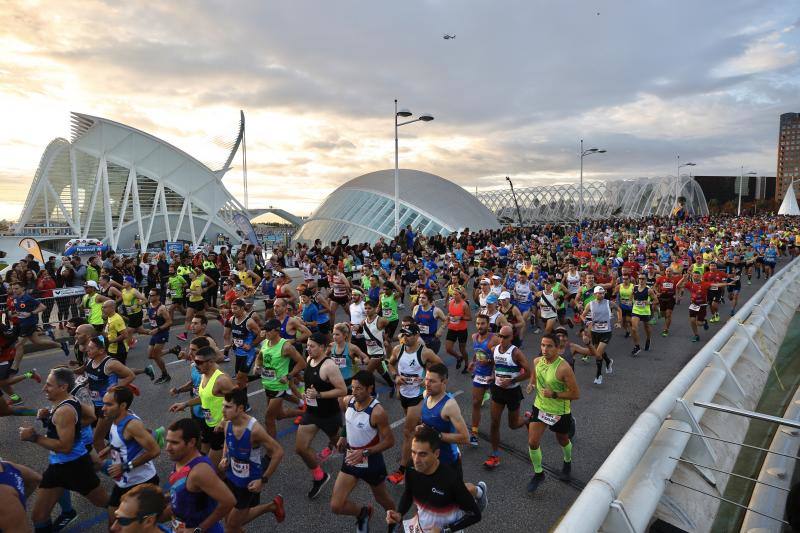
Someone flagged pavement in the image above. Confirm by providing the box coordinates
[0,266,780,533]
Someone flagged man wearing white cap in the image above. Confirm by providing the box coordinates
[489,275,503,296]
[497,292,524,347]
[580,286,615,385]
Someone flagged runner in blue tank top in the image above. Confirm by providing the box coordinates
[468,315,499,447]
[0,459,40,531]
[221,389,286,530]
[413,290,446,354]
[165,418,235,533]
[419,363,469,476]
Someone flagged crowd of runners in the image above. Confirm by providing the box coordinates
[0,213,797,532]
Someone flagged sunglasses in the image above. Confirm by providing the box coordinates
[497,334,510,339]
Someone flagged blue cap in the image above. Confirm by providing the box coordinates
[486,293,498,304]
[124,276,136,285]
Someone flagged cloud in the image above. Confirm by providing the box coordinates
[0,0,799,221]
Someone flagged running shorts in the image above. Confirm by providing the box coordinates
[446,329,468,343]
[226,479,261,510]
[40,453,101,496]
[490,385,524,412]
[530,406,573,434]
[340,451,388,486]
[591,331,612,345]
[299,411,342,438]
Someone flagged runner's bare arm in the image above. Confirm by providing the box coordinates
[253,424,284,481]
[440,399,469,445]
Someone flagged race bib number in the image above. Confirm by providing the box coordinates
[449,316,461,323]
[382,308,392,318]
[620,299,632,306]
[149,319,157,327]
[231,458,250,478]
[593,321,608,331]
[192,386,199,397]
[474,374,493,385]
[90,390,100,400]
[365,339,378,348]
[261,368,277,380]
[333,357,347,368]
[494,372,514,387]
[403,517,425,533]
[172,519,187,530]
[689,303,701,311]
[662,282,673,289]
[634,300,648,307]
[538,411,561,426]
[305,393,318,407]
[351,449,369,468]
[401,374,422,385]
[202,408,212,421]
[233,338,244,347]
[418,324,430,335]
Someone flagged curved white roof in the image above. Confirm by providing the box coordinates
[293,169,500,245]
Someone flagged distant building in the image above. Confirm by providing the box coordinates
[693,175,776,208]
[777,112,800,207]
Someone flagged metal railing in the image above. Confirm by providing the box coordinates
[555,257,800,533]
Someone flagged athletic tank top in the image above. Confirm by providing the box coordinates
[618,284,634,307]
[83,293,103,325]
[447,299,468,331]
[488,311,501,333]
[345,397,380,450]
[46,398,87,464]
[566,271,581,294]
[0,462,26,507]
[492,344,520,388]
[189,363,204,419]
[472,333,494,385]
[260,338,290,391]
[589,300,612,332]
[168,455,222,532]
[380,293,399,321]
[414,305,438,340]
[397,344,425,399]
[279,316,293,340]
[109,413,158,487]
[363,316,385,356]
[331,342,354,381]
[198,369,224,427]
[86,356,117,407]
[331,275,348,298]
[534,356,570,415]
[229,313,256,357]
[513,280,532,306]
[225,417,262,486]
[421,393,460,465]
[304,356,338,417]
[121,288,141,315]
[632,286,652,315]
[147,304,165,331]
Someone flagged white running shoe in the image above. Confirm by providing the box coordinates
[605,358,614,374]
[593,375,603,385]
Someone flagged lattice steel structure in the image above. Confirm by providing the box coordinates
[15,112,250,251]
[476,176,708,224]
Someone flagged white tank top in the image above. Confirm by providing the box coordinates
[363,316,385,356]
[397,345,425,399]
[345,397,380,450]
[109,413,157,488]
[539,291,558,319]
[514,280,531,303]
[493,344,521,388]
[349,302,366,337]
[478,292,489,314]
[589,300,612,332]
[566,272,581,294]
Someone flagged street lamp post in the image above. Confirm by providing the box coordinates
[579,139,606,221]
[505,176,524,227]
[676,157,696,204]
[394,99,433,238]
[738,167,757,217]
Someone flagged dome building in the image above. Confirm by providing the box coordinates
[293,169,501,244]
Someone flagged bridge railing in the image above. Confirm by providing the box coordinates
[555,257,800,533]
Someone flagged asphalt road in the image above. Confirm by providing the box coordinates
[0,265,779,533]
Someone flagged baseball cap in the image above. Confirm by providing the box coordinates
[554,326,568,335]
[123,276,136,285]
[274,271,286,278]
[84,280,99,289]
[491,275,501,280]
[264,318,282,331]
[486,293,498,304]
[479,278,490,285]
[499,291,511,300]
[593,285,606,294]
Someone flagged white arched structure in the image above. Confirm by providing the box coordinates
[15,112,249,251]
[476,176,709,224]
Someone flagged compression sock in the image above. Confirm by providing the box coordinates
[529,447,543,474]
[58,491,74,513]
[595,360,602,378]
[311,465,324,481]
[562,440,573,463]
[602,353,611,365]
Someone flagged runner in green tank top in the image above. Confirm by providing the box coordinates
[525,333,580,494]
[81,281,109,329]
[256,319,306,438]
[169,346,236,468]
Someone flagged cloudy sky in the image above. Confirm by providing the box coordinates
[1,0,798,221]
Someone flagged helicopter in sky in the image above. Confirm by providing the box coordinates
[443,34,455,39]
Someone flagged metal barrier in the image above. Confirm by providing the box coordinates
[555,257,800,533]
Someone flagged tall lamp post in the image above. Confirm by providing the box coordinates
[395,99,433,238]
[676,158,696,203]
[738,167,757,216]
[506,176,524,227]
[579,140,606,221]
